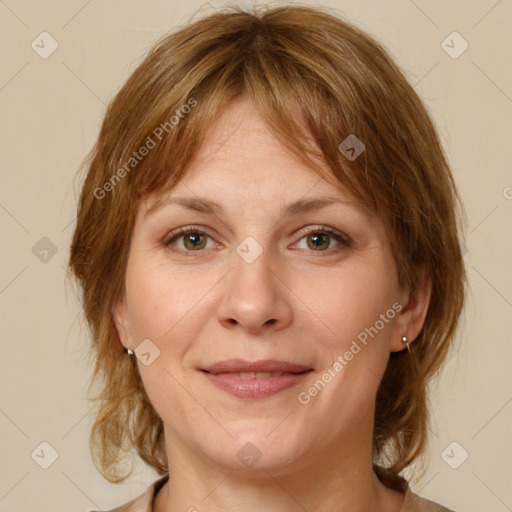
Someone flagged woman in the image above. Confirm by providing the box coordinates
[68,5,466,511]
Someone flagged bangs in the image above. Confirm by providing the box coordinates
[116,14,380,214]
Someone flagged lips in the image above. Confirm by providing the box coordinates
[200,359,313,399]
[201,359,312,374]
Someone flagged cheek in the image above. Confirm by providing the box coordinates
[297,261,398,349]
[126,259,200,332]
[298,268,397,410]
[124,262,214,420]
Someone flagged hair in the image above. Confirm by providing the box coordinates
[67,4,466,491]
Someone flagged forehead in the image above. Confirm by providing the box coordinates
[140,96,366,216]
[185,96,305,181]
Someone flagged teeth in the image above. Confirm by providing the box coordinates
[237,372,284,379]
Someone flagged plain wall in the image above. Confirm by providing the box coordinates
[1,1,511,511]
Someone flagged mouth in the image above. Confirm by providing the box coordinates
[199,359,313,399]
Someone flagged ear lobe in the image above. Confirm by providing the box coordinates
[390,268,432,352]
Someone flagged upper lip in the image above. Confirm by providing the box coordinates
[201,359,313,374]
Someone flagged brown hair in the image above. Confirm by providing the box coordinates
[67,4,466,490]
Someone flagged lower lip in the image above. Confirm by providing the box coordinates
[201,371,312,399]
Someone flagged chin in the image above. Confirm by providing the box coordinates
[198,425,306,473]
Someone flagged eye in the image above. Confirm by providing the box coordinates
[163,226,215,254]
[295,226,350,252]
[163,225,350,256]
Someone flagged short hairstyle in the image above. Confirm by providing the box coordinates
[67,5,466,490]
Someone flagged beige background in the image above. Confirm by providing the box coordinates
[1,0,511,511]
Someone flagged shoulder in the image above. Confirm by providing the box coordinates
[402,489,455,512]
[87,474,169,512]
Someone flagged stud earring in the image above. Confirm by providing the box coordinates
[401,336,410,351]
[126,348,135,356]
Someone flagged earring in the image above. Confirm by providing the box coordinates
[126,348,135,356]
[401,336,410,352]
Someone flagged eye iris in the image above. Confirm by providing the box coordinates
[184,232,206,250]
[307,233,330,250]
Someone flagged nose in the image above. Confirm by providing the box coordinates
[216,244,293,334]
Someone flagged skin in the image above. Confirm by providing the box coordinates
[114,96,431,512]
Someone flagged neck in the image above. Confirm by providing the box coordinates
[153,424,405,512]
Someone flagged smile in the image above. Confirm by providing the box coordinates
[199,359,314,399]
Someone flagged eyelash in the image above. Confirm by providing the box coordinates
[162,225,351,257]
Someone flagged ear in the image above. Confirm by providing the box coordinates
[113,294,133,351]
[390,267,432,352]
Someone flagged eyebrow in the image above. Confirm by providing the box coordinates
[144,195,361,219]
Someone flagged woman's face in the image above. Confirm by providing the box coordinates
[114,96,427,474]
